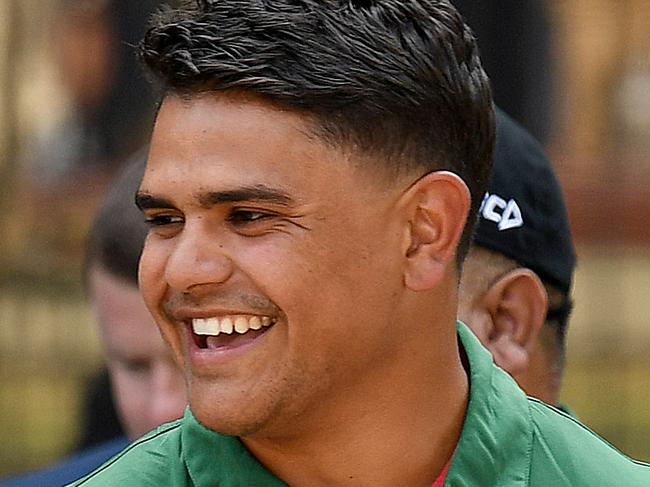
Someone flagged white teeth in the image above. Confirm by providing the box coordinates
[249,316,262,330]
[193,318,207,335]
[193,318,220,336]
[234,317,248,334]
[192,316,275,336]
[265,317,275,327]
[220,317,234,335]
[205,317,219,335]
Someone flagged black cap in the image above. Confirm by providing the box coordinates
[473,109,577,294]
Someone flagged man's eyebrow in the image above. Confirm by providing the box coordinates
[135,192,174,211]
[197,185,294,208]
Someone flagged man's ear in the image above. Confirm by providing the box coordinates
[482,269,548,376]
[402,171,470,292]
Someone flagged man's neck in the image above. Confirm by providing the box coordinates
[242,337,469,487]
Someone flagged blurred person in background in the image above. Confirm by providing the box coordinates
[1,156,187,487]
[459,109,576,410]
[82,156,187,442]
[26,0,162,183]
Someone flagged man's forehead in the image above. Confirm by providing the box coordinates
[153,92,314,138]
[142,95,412,208]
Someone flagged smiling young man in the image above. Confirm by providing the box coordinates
[71,1,649,486]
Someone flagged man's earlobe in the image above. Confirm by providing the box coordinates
[483,269,548,375]
[402,171,470,291]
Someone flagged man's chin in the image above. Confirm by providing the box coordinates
[189,391,274,438]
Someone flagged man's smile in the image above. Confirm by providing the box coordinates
[191,315,277,350]
[161,289,284,367]
[193,315,276,335]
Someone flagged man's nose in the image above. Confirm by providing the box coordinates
[163,225,234,292]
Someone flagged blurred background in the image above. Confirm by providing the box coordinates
[0,0,649,478]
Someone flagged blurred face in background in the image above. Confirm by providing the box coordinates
[88,265,187,440]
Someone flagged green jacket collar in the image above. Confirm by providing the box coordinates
[182,409,288,486]
[447,322,532,485]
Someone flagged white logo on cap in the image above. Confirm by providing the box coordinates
[479,192,524,231]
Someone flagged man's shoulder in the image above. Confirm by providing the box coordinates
[68,421,186,486]
[527,398,650,485]
[0,438,128,487]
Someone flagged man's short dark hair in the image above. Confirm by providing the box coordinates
[139,0,495,261]
[83,154,148,288]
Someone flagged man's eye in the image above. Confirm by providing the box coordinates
[228,210,272,225]
[144,215,183,227]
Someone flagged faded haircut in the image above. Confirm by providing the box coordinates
[139,0,495,262]
[83,154,148,289]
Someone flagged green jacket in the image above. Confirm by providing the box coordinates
[70,323,649,486]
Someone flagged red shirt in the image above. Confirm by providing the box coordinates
[431,454,453,487]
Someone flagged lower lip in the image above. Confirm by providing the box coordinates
[185,325,273,369]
